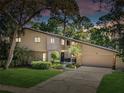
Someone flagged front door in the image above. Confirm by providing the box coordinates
[61,52,64,63]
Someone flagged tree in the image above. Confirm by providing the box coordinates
[51,51,60,63]
[68,44,81,63]
[50,0,79,34]
[73,15,93,30]
[0,0,79,69]
[90,28,115,48]
[64,15,93,40]
[94,0,124,69]
[0,0,49,69]
[32,17,63,34]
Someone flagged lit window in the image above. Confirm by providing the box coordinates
[16,37,21,42]
[43,53,46,61]
[34,37,40,43]
[71,41,75,45]
[61,39,65,45]
[50,38,55,44]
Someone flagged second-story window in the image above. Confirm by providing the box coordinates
[34,37,41,43]
[67,40,70,46]
[16,37,21,42]
[51,38,55,44]
[71,41,75,45]
[61,39,65,45]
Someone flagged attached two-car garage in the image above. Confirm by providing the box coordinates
[78,43,117,68]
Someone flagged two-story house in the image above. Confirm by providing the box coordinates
[16,28,121,68]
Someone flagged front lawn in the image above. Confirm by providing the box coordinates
[0,90,12,93]
[0,68,62,88]
[97,72,124,93]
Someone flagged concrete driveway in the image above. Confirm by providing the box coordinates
[27,66,112,93]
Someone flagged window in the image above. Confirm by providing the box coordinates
[34,37,40,43]
[50,38,55,44]
[16,37,21,42]
[61,39,65,45]
[43,53,46,61]
[71,41,75,45]
[67,40,70,46]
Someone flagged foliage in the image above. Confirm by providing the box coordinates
[50,0,79,33]
[0,47,33,67]
[75,64,80,68]
[90,28,115,48]
[13,47,33,66]
[0,68,61,88]
[96,0,124,61]
[0,91,13,93]
[32,17,63,34]
[51,63,64,69]
[72,15,93,29]
[118,35,124,62]
[31,61,52,70]
[0,41,9,60]
[32,15,93,41]
[97,72,124,93]
[51,51,60,63]
[0,0,79,69]
[66,64,76,68]
[68,45,81,57]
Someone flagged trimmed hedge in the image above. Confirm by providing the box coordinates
[31,61,52,70]
[66,64,76,68]
[51,64,64,69]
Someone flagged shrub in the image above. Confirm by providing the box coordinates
[51,51,60,63]
[53,60,61,64]
[31,61,52,70]
[66,64,76,68]
[75,64,80,68]
[51,64,63,69]
[0,60,7,67]
[13,47,34,66]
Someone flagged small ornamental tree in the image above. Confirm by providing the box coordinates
[51,51,60,63]
[68,44,81,63]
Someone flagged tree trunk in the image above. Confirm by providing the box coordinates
[5,31,17,69]
[63,14,66,34]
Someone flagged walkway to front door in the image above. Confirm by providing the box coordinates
[27,66,112,93]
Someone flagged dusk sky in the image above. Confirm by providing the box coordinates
[41,0,108,25]
[77,0,108,24]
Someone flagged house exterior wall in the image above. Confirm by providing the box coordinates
[17,28,123,69]
[77,44,116,68]
[18,29,47,52]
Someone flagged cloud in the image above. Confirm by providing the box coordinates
[77,0,108,16]
[41,9,50,16]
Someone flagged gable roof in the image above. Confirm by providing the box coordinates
[24,27,118,53]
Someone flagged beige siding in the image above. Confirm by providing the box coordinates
[32,51,48,61]
[19,29,47,51]
[47,36,61,51]
[77,44,116,68]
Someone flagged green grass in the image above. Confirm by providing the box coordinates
[97,72,124,93]
[0,90,13,93]
[0,68,62,88]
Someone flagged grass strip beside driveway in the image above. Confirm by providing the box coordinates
[97,71,124,93]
